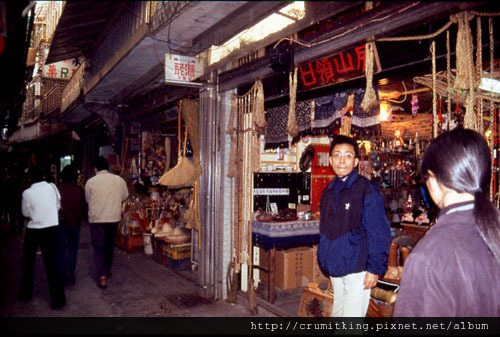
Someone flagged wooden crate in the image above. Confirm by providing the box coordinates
[298,286,333,317]
[163,243,191,260]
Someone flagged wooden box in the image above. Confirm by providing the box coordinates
[298,286,333,317]
[163,243,191,260]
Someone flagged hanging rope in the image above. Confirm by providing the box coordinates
[432,41,438,138]
[477,17,484,134]
[287,67,299,138]
[455,12,474,90]
[377,10,500,44]
[489,17,495,202]
[361,42,378,112]
[225,82,264,311]
[252,80,266,130]
[446,30,451,131]
[226,94,238,178]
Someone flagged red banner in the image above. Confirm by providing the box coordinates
[298,44,381,91]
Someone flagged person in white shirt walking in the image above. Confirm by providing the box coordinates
[85,156,129,289]
[17,166,66,310]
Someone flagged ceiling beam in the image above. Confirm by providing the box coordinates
[55,18,108,32]
[218,1,483,92]
[191,2,289,52]
[204,1,362,74]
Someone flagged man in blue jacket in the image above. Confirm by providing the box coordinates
[318,135,391,317]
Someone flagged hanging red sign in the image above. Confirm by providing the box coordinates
[298,43,381,91]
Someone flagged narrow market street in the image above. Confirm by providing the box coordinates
[0,220,278,319]
[2,2,500,332]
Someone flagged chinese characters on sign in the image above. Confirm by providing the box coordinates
[42,57,83,80]
[253,188,290,196]
[298,44,380,91]
[165,54,204,84]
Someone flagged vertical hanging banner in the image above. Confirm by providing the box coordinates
[298,43,381,91]
[165,54,204,86]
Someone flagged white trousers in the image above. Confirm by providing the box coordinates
[330,271,371,317]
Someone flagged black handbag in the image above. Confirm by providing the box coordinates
[50,183,66,224]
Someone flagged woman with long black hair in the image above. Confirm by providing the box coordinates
[394,127,500,317]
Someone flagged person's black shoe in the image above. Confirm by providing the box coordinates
[16,292,32,301]
[97,276,107,289]
[65,273,76,286]
[51,299,66,310]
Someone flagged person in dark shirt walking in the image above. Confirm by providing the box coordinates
[57,164,87,286]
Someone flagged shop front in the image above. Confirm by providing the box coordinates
[218,4,500,317]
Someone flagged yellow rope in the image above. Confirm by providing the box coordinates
[446,30,451,130]
[432,41,438,138]
[489,17,495,201]
[455,12,473,90]
[377,10,500,43]
[477,17,484,134]
[377,20,453,42]
[454,11,475,129]
[287,67,299,138]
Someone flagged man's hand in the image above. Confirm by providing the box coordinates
[363,271,378,289]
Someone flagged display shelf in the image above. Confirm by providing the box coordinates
[260,145,298,173]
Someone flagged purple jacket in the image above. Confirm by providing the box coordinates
[394,201,500,317]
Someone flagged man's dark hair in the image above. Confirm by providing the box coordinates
[92,156,109,171]
[61,164,78,184]
[28,166,44,183]
[329,135,359,157]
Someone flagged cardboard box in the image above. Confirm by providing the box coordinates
[312,245,330,284]
[275,247,313,290]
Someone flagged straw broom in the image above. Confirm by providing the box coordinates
[158,101,196,189]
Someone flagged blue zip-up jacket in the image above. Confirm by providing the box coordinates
[317,170,391,277]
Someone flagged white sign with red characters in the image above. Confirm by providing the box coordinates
[42,57,83,80]
[165,53,204,84]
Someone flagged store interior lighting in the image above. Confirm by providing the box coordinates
[379,101,392,122]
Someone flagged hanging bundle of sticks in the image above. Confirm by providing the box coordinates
[287,67,299,138]
[361,42,379,112]
[182,98,202,177]
[225,81,264,312]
